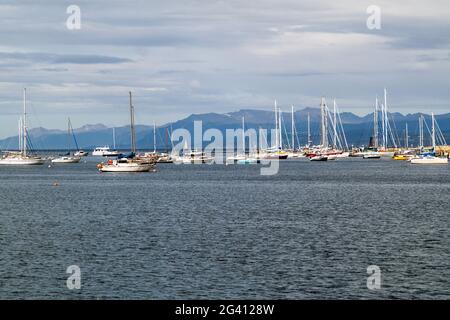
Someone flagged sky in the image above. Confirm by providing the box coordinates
[0,0,449,138]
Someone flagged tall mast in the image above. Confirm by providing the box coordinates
[320,97,328,148]
[307,112,311,147]
[384,88,388,149]
[153,121,156,153]
[242,116,245,154]
[431,112,436,150]
[278,106,282,150]
[129,91,136,154]
[23,88,27,157]
[405,123,409,148]
[18,117,22,152]
[112,127,116,150]
[374,97,379,148]
[67,117,71,154]
[274,100,278,150]
[419,115,424,148]
[333,99,337,149]
[291,105,294,151]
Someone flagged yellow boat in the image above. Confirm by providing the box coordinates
[393,155,409,161]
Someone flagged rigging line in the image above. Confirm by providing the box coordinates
[336,107,349,151]
[280,111,291,150]
[434,119,447,146]
[423,117,432,145]
[389,113,401,147]
[325,106,342,149]
[385,115,398,148]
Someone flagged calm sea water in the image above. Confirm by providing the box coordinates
[0,157,449,299]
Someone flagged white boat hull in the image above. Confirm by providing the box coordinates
[99,161,154,172]
[0,157,45,165]
[51,157,81,163]
[74,151,88,157]
[410,157,448,164]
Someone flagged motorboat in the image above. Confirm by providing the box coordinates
[92,146,121,157]
[74,150,88,157]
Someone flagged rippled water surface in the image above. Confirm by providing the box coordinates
[0,158,449,299]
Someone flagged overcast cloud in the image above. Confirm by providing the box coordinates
[0,0,449,137]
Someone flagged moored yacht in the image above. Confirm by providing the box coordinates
[0,88,45,166]
[410,155,448,164]
[410,113,449,165]
[92,146,121,157]
[52,118,82,164]
[97,92,156,173]
[74,150,88,157]
[52,155,81,163]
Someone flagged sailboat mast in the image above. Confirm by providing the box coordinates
[374,97,379,148]
[419,115,424,148]
[274,100,278,150]
[307,112,311,147]
[384,88,388,149]
[405,123,409,148]
[18,117,22,152]
[153,121,156,153]
[23,88,27,157]
[278,107,282,150]
[129,91,136,154]
[432,112,436,150]
[320,97,328,148]
[291,105,294,151]
[333,99,337,149]
[242,116,245,154]
[67,118,71,154]
[112,127,116,150]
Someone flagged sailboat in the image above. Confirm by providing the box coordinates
[262,100,288,160]
[411,113,448,164]
[97,92,156,172]
[52,118,81,163]
[227,116,249,163]
[0,88,45,165]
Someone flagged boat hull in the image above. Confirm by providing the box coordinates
[99,163,154,172]
[51,157,81,163]
[310,156,328,161]
[0,157,45,165]
[410,157,448,164]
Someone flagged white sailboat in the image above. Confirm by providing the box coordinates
[97,92,155,172]
[227,116,252,163]
[52,118,81,164]
[262,100,288,159]
[411,113,448,164]
[0,88,45,165]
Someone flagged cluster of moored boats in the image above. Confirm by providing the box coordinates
[1,89,449,171]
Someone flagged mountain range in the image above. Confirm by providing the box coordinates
[1,108,449,150]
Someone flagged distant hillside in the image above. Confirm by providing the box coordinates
[0,108,449,150]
